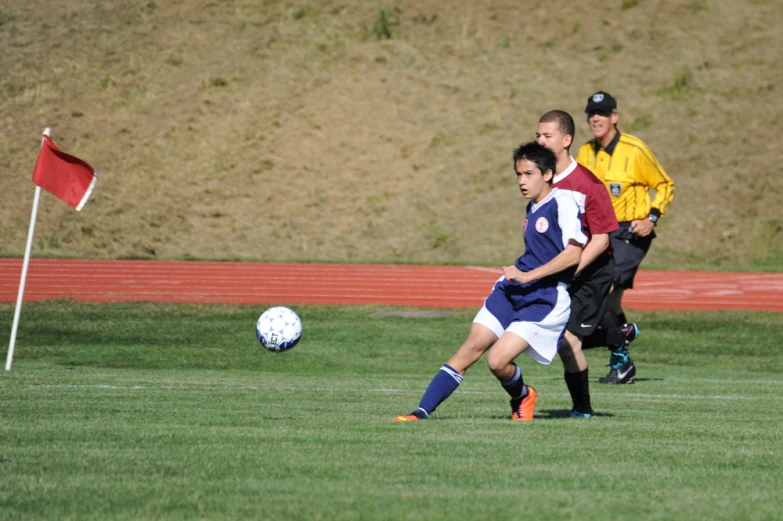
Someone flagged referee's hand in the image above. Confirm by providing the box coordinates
[630,218,655,237]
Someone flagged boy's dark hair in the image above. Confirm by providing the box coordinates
[513,141,557,183]
[539,109,576,146]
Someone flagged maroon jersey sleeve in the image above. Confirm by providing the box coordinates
[579,165,619,235]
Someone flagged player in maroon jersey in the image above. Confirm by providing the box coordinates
[535,110,619,417]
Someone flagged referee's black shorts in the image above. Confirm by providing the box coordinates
[566,252,614,337]
[611,223,655,289]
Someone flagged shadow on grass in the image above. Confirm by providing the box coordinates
[483,409,616,420]
[536,408,616,419]
[592,377,664,384]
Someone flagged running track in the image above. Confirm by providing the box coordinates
[1,259,781,311]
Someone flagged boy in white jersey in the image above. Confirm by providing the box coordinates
[394,142,586,423]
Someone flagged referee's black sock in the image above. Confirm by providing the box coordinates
[581,329,608,350]
[582,311,624,350]
[564,369,592,414]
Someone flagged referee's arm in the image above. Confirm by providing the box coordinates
[639,144,675,219]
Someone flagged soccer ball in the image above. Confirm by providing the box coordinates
[255,306,302,352]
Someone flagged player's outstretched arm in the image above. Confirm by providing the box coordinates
[503,240,582,285]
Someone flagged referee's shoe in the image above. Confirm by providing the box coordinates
[599,323,639,384]
[599,357,636,384]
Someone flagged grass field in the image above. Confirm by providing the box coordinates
[1,301,782,520]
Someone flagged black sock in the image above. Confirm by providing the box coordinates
[564,369,592,413]
[582,329,608,350]
[582,311,623,350]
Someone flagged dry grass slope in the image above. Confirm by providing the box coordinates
[1,0,782,267]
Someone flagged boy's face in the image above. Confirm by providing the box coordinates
[535,121,571,156]
[515,158,553,203]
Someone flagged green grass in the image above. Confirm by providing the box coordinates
[1,301,782,520]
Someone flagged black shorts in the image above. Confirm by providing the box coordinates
[610,223,655,289]
[566,253,615,337]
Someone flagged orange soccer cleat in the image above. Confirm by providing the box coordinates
[511,386,538,422]
[392,409,428,422]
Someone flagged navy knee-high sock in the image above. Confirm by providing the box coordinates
[418,364,464,416]
[499,364,528,400]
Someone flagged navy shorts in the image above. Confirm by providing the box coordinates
[475,277,571,365]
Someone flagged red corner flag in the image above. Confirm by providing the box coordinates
[32,135,98,211]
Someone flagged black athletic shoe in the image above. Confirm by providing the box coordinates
[599,358,636,384]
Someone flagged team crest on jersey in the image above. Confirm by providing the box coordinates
[609,182,622,197]
[593,93,604,103]
[535,217,549,233]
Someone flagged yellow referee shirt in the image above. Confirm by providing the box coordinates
[576,132,674,223]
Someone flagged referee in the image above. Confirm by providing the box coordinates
[576,91,675,384]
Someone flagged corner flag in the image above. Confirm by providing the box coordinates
[32,134,98,211]
[6,129,98,371]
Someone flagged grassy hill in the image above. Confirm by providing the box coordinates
[1,0,781,267]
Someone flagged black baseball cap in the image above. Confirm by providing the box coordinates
[585,91,618,114]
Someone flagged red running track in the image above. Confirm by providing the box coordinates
[0,259,782,311]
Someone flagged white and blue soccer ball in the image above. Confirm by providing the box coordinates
[255,306,302,352]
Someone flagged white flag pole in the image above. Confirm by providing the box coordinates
[6,128,50,371]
